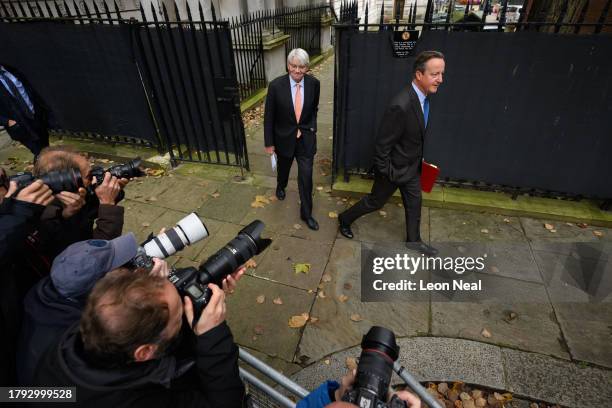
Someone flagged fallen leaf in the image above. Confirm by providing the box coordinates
[288,314,308,328]
[379,210,387,217]
[343,283,352,290]
[293,223,302,230]
[338,294,349,303]
[253,325,264,335]
[593,230,604,237]
[481,328,492,338]
[254,195,270,204]
[211,191,220,198]
[316,186,323,191]
[308,289,314,294]
[503,311,518,323]
[250,201,265,208]
[328,211,338,218]
[550,229,557,233]
[345,357,358,370]
[309,316,319,323]
[245,259,257,269]
[318,290,326,298]
[256,295,265,304]
[147,197,156,202]
[544,223,555,230]
[577,222,588,228]
[273,297,283,305]
[503,218,510,223]
[322,274,332,282]
[324,359,330,365]
[480,229,489,234]
[148,169,164,177]
[397,203,403,208]
[269,195,278,202]
[141,222,150,227]
[294,263,311,274]
[350,313,363,322]
[565,222,573,227]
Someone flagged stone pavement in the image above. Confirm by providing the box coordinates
[1,56,611,407]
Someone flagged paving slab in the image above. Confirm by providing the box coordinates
[226,275,315,362]
[431,283,569,359]
[121,199,169,242]
[122,175,173,203]
[502,348,612,408]
[145,177,221,213]
[521,217,612,243]
[196,182,270,224]
[430,208,527,242]
[253,233,333,291]
[298,239,429,363]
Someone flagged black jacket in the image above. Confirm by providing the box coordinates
[0,64,54,143]
[264,74,320,158]
[373,85,428,185]
[33,322,245,408]
[0,197,46,386]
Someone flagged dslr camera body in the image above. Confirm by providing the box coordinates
[342,326,406,408]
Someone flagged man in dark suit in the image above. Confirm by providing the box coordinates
[338,51,445,256]
[264,48,321,231]
[0,64,53,158]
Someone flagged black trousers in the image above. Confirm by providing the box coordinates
[339,172,422,242]
[7,121,49,157]
[276,138,314,219]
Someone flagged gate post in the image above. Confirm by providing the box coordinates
[262,32,291,83]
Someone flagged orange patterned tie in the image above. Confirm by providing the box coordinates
[295,83,302,138]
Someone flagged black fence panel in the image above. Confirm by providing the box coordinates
[334,28,612,199]
[0,21,157,144]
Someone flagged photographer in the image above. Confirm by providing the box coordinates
[0,177,54,385]
[32,266,246,407]
[297,370,421,408]
[33,146,128,265]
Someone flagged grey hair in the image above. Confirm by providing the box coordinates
[287,48,310,66]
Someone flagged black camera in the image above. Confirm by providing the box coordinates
[8,168,84,194]
[169,220,272,324]
[89,158,144,188]
[342,326,406,408]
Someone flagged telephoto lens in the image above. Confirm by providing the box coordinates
[143,213,209,259]
[342,326,406,408]
[90,158,145,185]
[10,168,83,194]
[197,220,272,286]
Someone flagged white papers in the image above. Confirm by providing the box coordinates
[270,153,277,172]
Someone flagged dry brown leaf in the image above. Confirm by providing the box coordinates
[503,218,510,223]
[294,263,311,274]
[141,222,150,227]
[273,297,283,305]
[480,229,489,234]
[322,274,332,283]
[318,290,326,298]
[288,314,308,328]
[250,201,265,208]
[593,230,604,237]
[550,229,557,233]
[577,222,588,228]
[350,313,363,322]
[211,191,220,198]
[316,186,323,191]
[328,211,338,218]
[324,359,330,365]
[245,259,258,269]
[254,195,270,204]
[481,328,492,338]
[379,210,387,217]
[148,196,158,202]
[256,295,265,304]
[309,316,319,323]
[544,223,555,230]
[338,294,349,303]
[293,223,302,230]
[345,357,358,370]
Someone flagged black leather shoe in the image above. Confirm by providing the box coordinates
[405,241,438,256]
[276,187,286,201]
[339,220,354,239]
[302,217,319,231]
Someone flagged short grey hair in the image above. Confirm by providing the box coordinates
[287,48,309,66]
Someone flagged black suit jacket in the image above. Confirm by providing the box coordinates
[373,84,428,185]
[264,74,320,158]
[0,64,53,142]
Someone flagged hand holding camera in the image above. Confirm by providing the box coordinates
[6,179,54,206]
[93,172,122,205]
[184,283,226,336]
[56,189,87,218]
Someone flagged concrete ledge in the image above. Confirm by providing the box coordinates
[332,174,612,227]
[291,337,612,408]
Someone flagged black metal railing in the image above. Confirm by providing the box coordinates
[229,13,266,102]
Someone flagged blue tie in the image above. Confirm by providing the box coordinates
[423,97,429,126]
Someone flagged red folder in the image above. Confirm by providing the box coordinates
[421,161,439,193]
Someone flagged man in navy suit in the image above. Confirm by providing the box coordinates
[0,64,53,158]
[338,51,445,256]
[264,48,321,231]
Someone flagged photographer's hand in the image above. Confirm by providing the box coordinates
[222,266,246,294]
[56,188,86,218]
[149,258,169,278]
[392,391,421,408]
[6,180,54,206]
[94,172,121,205]
[334,369,357,402]
[184,283,226,336]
